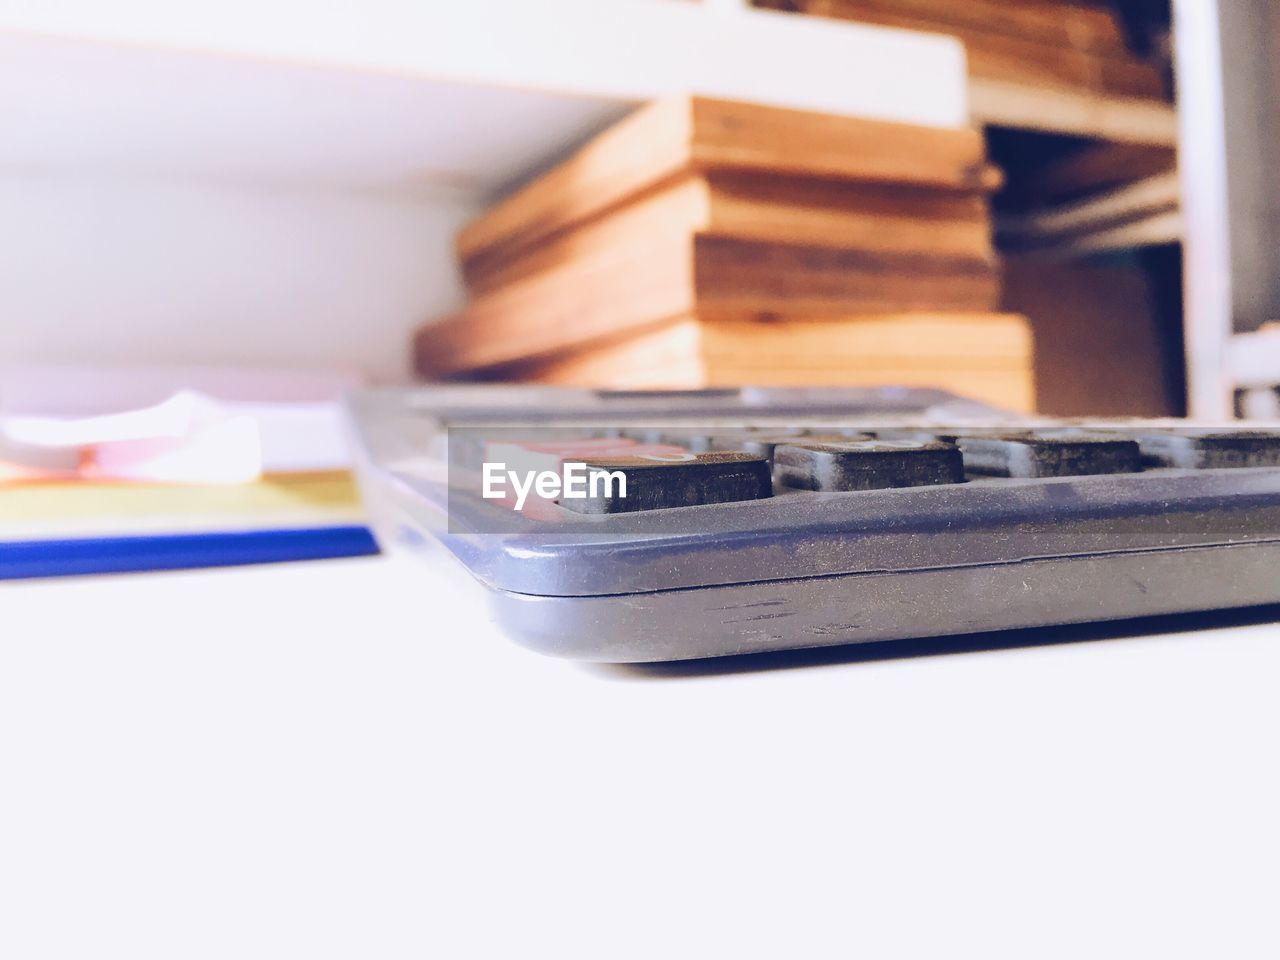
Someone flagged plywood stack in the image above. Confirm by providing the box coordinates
[998,141,1180,254]
[757,0,1167,102]
[414,97,1035,411]
[1025,141,1178,202]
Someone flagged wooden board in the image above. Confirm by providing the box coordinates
[692,235,1000,319]
[704,171,993,259]
[492,312,1035,412]
[1028,141,1177,203]
[419,220,697,378]
[867,0,1128,54]
[699,312,1031,367]
[463,170,996,294]
[456,96,991,282]
[759,0,1129,54]
[686,97,992,187]
[792,0,1165,99]
[1000,172,1180,242]
[461,174,710,296]
[1001,256,1176,416]
[484,319,710,390]
[969,79,1177,145]
[454,98,694,287]
[1018,210,1183,255]
[419,227,1001,378]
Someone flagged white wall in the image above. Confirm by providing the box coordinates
[1,173,475,383]
[0,1,969,387]
[0,28,615,388]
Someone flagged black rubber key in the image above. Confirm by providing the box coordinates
[1136,431,1280,469]
[774,439,963,491]
[956,434,1141,477]
[558,452,772,514]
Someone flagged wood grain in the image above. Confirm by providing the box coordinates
[1002,257,1174,416]
[801,0,1130,54]
[488,319,710,390]
[968,79,1177,145]
[686,98,990,188]
[1029,141,1177,203]
[430,96,1008,393]
[462,175,710,296]
[417,228,696,377]
[421,234,1000,377]
[462,170,997,294]
[491,312,1035,411]
[454,98,692,286]
[1000,172,1180,242]
[705,170,994,261]
[456,96,990,282]
[693,235,1000,318]
[795,0,1164,99]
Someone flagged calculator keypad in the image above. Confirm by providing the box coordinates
[709,432,871,462]
[558,452,773,514]
[476,423,1280,515]
[1135,431,1280,469]
[775,440,964,491]
[952,434,1142,478]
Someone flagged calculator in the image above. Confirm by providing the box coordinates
[345,386,1280,662]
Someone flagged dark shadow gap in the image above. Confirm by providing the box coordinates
[584,602,1280,681]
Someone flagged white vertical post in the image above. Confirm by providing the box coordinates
[1171,0,1234,419]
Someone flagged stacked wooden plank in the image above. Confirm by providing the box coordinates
[414,96,1035,411]
[999,141,1180,254]
[757,0,1167,102]
[1025,141,1178,203]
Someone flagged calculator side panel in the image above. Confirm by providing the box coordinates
[487,541,1280,662]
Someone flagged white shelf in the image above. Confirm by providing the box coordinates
[1229,328,1280,389]
[0,0,969,197]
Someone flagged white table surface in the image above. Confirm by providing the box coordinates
[4,550,1279,959]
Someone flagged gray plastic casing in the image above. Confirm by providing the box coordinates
[345,387,1280,661]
